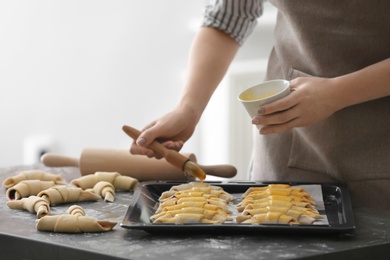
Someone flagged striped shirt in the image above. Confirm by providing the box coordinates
[202,0,264,45]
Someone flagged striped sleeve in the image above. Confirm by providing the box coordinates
[201,0,263,45]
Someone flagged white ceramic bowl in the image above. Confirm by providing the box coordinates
[238,79,290,120]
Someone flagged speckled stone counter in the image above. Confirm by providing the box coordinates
[1,164,390,260]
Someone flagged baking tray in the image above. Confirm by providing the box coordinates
[121,181,355,234]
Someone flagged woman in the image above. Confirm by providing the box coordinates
[130,0,390,210]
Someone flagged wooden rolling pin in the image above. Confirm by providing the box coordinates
[40,148,237,181]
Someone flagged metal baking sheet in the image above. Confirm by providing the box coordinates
[120,181,355,234]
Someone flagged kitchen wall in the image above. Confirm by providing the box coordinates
[0,0,276,179]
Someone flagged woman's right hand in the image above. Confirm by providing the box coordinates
[129,106,198,159]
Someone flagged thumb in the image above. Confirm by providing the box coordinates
[136,128,158,147]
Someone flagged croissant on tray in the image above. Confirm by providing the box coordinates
[153,213,222,224]
[238,212,299,225]
[151,206,232,223]
[237,206,317,225]
[155,195,232,214]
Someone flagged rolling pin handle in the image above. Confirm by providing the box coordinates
[40,153,80,167]
[200,164,237,178]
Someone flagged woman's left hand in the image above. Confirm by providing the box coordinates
[252,77,339,134]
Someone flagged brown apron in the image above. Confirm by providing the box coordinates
[251,0,390,209]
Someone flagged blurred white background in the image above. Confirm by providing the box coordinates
[0,0,276,180]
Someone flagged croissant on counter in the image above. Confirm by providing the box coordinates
[86,181,115,202]
[66,205,85,217]
[36,215,117,233]
[71,171,138,191]
[6,195,50,218]
[37,186,101,206]
[6,180,56,200]
[2,170,65,189]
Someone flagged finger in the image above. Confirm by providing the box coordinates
[129,143,155,157]
[254,107,297,126]
[258,92,296,115]
[136,127,159,148]
[162,140,184,152]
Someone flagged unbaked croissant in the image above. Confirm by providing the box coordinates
[239,212,299,225]
[241,184,301,198]
[159,190,234,204]
[243,202,321,219]
[156,196,231,214]
[169,182,223,192]
[6,195,50,218]
[159,189,233,203]
[36,215,117,233]
[151,206,232,223]
[238,206,316,225]
[6,180,56,200]
[87,181,115,202]
[237,197,317,213]
[2,170,65,189]
[243,190,314,203]
[153,213,220,224]
[37,186,101,206]
[66,205,85,216]
[71,171,138,191]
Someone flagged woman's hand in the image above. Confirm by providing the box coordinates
[129,107,198,159]
[253,58,390,135]
[252,77,339,134]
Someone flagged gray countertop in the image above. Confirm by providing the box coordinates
[1,164,390,260]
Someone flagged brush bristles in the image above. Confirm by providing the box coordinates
[183,161,206,181]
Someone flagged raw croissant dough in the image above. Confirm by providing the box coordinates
[71,171,138,191]
[236,196,318,212]
[155,197,232,216]
[236,206,316,225]
[239,212,300,225]
[151,182,233,224]
[36,215,117,233]
[7,195,50,218]
[151,206,232,223]
[153,213,221,224]
[87,181,115,202]
[66,205,85,216]
[162,182,232,202]
[2,170,65,189]
[6,180,56,200]
[236,184,322,225]
[37,186,101,206]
